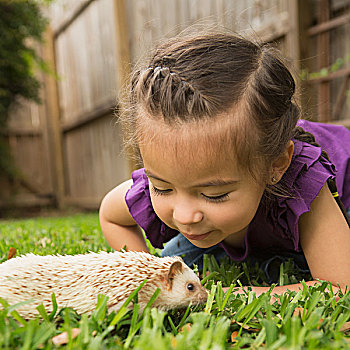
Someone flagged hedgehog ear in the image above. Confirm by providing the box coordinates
[166,261,183,289]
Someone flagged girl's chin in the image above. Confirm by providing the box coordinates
[187,237,222,249]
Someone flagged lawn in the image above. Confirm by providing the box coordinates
[0,213,349,349]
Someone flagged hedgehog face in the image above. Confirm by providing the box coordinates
[153,261,208,311]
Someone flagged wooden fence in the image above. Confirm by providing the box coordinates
[304,0,350,125]
[1,0,349,211]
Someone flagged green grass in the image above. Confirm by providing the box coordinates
[0,213,350,349]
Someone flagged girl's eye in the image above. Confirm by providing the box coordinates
[151,185,229,202]
[201,193,230,203]
[151,186,172,196]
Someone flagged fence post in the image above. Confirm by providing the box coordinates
[113,0,139,174]
[295,0,313,117]
[42,26,65,209]
[317,0,331,122]
[286,0,301,70]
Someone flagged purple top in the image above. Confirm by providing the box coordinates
[125,120,350,261]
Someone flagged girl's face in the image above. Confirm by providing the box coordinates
[139,119,266,249]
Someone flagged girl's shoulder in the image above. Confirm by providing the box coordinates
[124,168,178,248]
[297,119,350,143]
[294,119,350,208]
[285,137,336,210]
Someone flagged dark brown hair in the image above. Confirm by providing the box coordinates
[120,33,300,188]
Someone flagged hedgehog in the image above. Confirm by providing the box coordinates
[0,251,208,319]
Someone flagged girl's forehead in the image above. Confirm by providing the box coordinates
[141,146,240,186]
[138,117,243,179]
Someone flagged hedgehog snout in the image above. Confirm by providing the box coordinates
[187,280,208,305]
[167,268,208,307]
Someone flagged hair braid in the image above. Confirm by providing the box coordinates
[293,126,331,163]
[132,65,211,120]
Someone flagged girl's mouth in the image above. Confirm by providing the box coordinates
[181,231,213,241]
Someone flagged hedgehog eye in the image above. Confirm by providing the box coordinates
[187,283,194,291]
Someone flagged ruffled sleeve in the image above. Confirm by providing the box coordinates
[125,168,179,248]
[271,139,336,251]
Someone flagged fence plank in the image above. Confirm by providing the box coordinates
[317,0,331,122]
[42,26,65,208]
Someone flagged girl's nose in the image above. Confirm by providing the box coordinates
[173,203,203,226]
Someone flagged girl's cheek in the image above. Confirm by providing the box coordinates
[210,207,236,225]
[150,196,171,221]
[210,205,245,225]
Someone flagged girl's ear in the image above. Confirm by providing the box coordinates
[270,140,294,184]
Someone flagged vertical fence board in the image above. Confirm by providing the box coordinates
[42,26,65,208]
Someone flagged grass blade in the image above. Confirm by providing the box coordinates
[204,284,217,313]
[109,280,148,327]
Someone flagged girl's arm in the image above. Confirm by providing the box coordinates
[232,280,332,297]
[99,180,149,252]
[298,182,350,290]
[226,281,339,305]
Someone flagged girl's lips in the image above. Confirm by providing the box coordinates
[181,231,212,241]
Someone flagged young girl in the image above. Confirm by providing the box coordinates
[99,33,350,295]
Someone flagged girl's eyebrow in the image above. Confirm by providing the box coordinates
[145,170,171,184]
[144,169,239,187]
[196,179,239,187]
